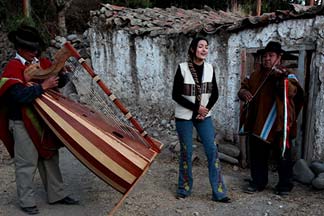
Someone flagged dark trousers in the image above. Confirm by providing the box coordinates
[249,135,294,192]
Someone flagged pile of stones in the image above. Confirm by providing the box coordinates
[293,159,324,189]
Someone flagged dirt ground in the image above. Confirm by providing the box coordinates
[1,129,324,216]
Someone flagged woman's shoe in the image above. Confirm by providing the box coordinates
[176,193,187,199]
[212,197,231,203]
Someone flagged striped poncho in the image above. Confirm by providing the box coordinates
[0,58,62,159]
[238,66,304,153]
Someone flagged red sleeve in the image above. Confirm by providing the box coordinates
[1,59,25,81]
[39,58,52,69]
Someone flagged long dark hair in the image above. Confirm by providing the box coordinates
[186,37,208,103]
[188,37,208,61]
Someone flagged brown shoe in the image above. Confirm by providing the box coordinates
[50,196,79,205]
[274,190,289,196]
[243,184,265,194]
[21,206,39,215]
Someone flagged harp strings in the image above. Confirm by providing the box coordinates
[65,57,148,145]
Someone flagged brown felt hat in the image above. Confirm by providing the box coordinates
[257,41,298,60]
[8,25,44,51]
[258,41,285,55]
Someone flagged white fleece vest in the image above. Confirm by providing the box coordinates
[175,62,214,120]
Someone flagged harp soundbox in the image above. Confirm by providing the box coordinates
[32,42,163,215]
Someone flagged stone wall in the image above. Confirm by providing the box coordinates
[86,28,232,141]
[0,31,15,71]
[312,16,324,160]
[87,16,324,160]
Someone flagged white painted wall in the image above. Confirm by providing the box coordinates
[86,29,233,140]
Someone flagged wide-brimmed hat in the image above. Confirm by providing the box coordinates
[258,41,285,55]
[8,25,44,51]
[257,41,298,60]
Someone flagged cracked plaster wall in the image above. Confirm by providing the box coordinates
[87,28,230,141]
[86,16,324,159]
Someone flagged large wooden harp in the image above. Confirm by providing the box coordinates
[32,42,163,215]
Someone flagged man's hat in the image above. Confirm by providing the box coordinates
[257,41,298,60]
[8,25,44,51]
[258,41,285,55]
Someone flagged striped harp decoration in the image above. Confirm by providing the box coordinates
[32,42,163,215]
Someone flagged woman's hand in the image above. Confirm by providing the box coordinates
[197,105,209,120]
[196,114,205,120]
[41,76,59,90]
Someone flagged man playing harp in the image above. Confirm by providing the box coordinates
[0,25,78,215]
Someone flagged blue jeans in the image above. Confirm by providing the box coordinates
[176,117,227,200]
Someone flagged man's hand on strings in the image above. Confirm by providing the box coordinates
[61,65,72,73]
[24,63,41,82]
[271,65,288,78]
[41,76,59,90]
[240,90,253,102]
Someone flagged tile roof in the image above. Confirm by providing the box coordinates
[89,3,324,36]
[90,4,243,36]
[229,3,324,32]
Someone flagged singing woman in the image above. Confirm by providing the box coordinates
[172,37,230,202]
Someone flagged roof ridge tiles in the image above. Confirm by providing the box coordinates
[91,4,324,36]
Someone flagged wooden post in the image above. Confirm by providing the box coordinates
[22,0,30,17]
[239,49,248,168]
[256,0,262,16]
[309,0,315,6]
[231,0,238,12]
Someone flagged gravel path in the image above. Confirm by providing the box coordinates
[1,137,324,216]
